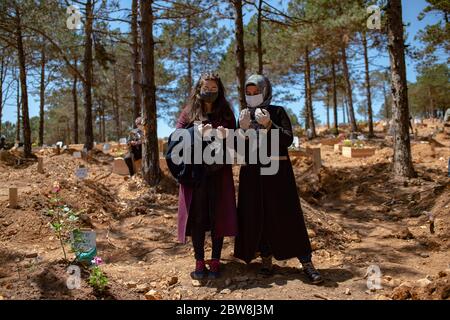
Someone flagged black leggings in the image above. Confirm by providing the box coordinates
[124,149,141,176]
[188,174,224,261]
[192,231,224,261]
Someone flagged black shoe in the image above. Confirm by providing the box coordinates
[190,260,207,280]
[302,262,323,284]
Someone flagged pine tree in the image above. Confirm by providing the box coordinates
[386,0,415,178]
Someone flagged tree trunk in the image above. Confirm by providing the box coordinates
[343,95,347,124]
[331,59,338,134]
[340,41,358,132]
[428,86,435,118]
[16,10,31,157]
[257,0,263,74]
[232,0,246,110]
[326,87,330,129]
[72,59,79,144]
[102,103,106,142]
[83,0,94,150]
[304,73,309,130]
[113,65,121,140]
[96,108,102,142]
[362,31,374,137]
[342,104,345,124]
[304,46,316,137]
[131,0,142,125]
[140,0,161,186]
[382,73,389,119]
[66,118,71,144]
[16,77,20,144]
[303,107,309,131]
[39,44,46,146]
[387,0,415,178]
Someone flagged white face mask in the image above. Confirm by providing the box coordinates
[246,94,264,108]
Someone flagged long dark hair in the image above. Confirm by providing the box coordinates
[186,72,234,124]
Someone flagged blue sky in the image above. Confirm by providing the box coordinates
[2,0,444,139]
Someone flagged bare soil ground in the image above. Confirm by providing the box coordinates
[0,119,449,300]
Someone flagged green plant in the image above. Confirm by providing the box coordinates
[47,182,81,262]
[343,139,353,147]
[88,257,108,292]
[354,141,364,148]
[330,128,339,135]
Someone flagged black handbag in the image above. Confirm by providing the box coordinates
[165,127,204,187]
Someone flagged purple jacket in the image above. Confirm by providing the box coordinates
[176,109,238,243]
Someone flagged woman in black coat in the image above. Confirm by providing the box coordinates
[234,74,323,284]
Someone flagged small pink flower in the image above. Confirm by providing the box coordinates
[91,256,103,266]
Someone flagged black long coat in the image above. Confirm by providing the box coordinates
[234,105,312,263]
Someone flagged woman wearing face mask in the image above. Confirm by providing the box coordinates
[234,74,323,284]
[175,72,237,280]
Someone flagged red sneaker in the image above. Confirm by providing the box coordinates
[190,260,207,279]
[208,259,221,279]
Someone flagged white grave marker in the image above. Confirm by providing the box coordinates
[293,136,300,148]
[73,151,81,159]
[119,138,127,145]
[103,143,111,152]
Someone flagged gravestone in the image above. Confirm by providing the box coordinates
[9,188,18,209]
[0,150,7,161]
[119,138,127,145]
[334,144,343,153]
[103,143,111,153]
[75,166,88,179]
[37,158,44,173]
[342,146,376,158]
[357,134,367,141]
[112,158,130,175]
[69,144,84,151]
[293,136,300,148]
[307,147,321,173]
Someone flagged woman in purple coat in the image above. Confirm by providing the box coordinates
[175,72,238,279]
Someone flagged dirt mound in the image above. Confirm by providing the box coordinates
[412,143,436,160]
[390,271,450,300]
[0,149,37,167]
[290,155,313,168]
[0,257,141,300]
[301,200,355,252]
